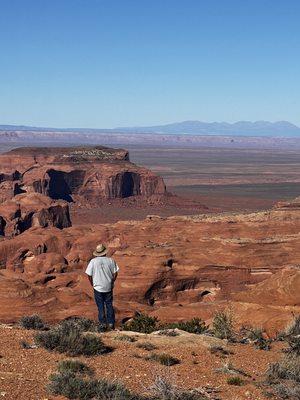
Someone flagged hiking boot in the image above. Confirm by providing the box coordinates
[108,324,115,331]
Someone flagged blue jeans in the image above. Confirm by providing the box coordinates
[94,290,115,326]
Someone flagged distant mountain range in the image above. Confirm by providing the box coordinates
[1,120,300,137]
[116,120,300,137]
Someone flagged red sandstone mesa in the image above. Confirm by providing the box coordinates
[0,146,166,205]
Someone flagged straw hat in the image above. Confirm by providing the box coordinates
[93,243,107,257]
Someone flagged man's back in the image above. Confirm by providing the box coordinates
[85,256,119,293]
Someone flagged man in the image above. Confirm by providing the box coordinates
[85,243,119,330]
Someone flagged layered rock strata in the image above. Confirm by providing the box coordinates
[0,146,166,205]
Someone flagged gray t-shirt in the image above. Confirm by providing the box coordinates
[85,257,119,293]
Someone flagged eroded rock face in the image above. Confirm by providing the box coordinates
[0,146,166,205]
[0,193,71,237]
[0,204,300,333]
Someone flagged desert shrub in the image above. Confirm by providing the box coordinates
[267,356,300,383]
[149,376,209,400]
[285,315,300,337]
[59,317,98,333]
[216,361,250,377]
[148,353,180,366]
[48,371,138,400]
[114,334,137,343]
[163,318,208,335]
[19,315,47,330]
[212,310,234,340]
[227,376,244,386]
[34,323,110,356]
[57,360,94,376]
[247,327,271,350]
[286,335,300,357]
[266,317,300,399]
[136,342,158,351]
[270,382,300,400]
[123,313,159,334]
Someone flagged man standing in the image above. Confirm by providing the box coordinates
[85,243,119,331]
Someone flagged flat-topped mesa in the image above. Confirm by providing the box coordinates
[2,146,129,166]
[0,146,166,204]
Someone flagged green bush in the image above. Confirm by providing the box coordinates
[59,317,98,333]
[163,318,208,335]
[123,313,159,334]
[34,323,111,356]
[247,327,271,350]
[227,376,244,386]
[57,360,94,376]
[48,360,143,400]
[266,317,300,399]
[19,315,47,330]
[212,310,234,340]
[148,353,180,366]
[286,335,300,357]
[48,371,139,400]
[267,356,300,383]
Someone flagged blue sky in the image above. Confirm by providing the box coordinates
[0,0,299,128]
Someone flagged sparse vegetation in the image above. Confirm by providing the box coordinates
[59,317,98,333]
[148,353,180,366]
[48,356,141,400]
[123,313,159,334]
[34,323,111,356]
[216,361,250,377]
[266,316,300,398]
[284,315,300,337]
[163,318,208,335]
[48,371,139,400]
[212,310,234,340]
[247,327,271,350]
[57,360,94,376]
[136,342,158,351]
[114,334,137,342]
[148,376,210,400]
[227,376,244,386]
[19,315,47,330]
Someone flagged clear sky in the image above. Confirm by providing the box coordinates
[0,0,299,128]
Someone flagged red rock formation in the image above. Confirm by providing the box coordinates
[0,193,71,237]
[0,146,166,205]
[0,204,300,333]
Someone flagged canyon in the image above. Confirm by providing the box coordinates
[0,146,299,334]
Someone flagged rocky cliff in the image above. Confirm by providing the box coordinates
[0,146,166,205]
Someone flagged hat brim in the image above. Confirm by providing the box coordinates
[93,250,107,257]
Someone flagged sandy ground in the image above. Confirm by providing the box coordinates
[0,325,283,400]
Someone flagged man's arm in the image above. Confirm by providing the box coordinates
[87,274,93,287]
[85,260,94,287]
[113,272,118,282]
